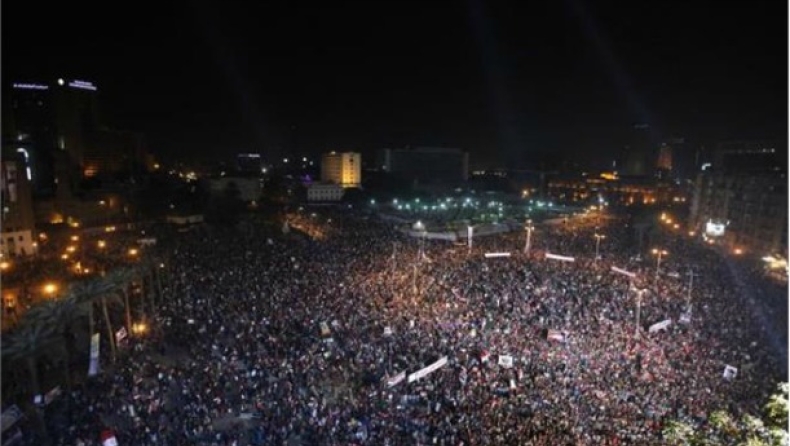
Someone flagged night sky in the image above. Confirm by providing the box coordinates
[4,0,787,168]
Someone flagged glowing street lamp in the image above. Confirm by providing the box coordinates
[523,220,535,254]
[651,248,668,282]
[594,232,606,262]
[43,282,58,296]
[128,248,139,257]
[0,261,10,271]
[97,240,106,249]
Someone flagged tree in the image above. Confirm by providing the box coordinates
[25,297,85,390]
[68,278,121,363]
[662,382,789,446]
[2,317,57,397]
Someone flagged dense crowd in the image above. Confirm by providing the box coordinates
[27,208,787,445]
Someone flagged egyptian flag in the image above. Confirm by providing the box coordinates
[101,429,119,446]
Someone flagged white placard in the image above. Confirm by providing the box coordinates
[723,365,738,380]
[498,355,514,368]
[648,319,672,333]
[547,329,566,342]
[484,252,511,258]
[384,326,393,336]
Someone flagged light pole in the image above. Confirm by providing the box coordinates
[594,231,605,262]
[686,268,698,314]
[391,242,397,275]
[523,220,534,254]
[651,248,668,282]
[634,285,645,337]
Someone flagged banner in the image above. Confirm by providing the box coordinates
[611,266,636,278]
[498,355,514,368]
[383,326,393,336]
[484,252,511,258]
[468,226,473,249]
[408,356,448,383]
[88,333,100,377]
[723,365,738,380]
[387,371,407,387]
[545,252,575,262]
[648,319,672,334]
[547,329,566,342]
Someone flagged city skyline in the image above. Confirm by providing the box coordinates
[4,0,787,167]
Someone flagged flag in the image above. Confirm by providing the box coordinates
[101,429,119,446]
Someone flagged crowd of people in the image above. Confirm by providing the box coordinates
[26,207,786,445]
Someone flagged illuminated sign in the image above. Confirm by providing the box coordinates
[13,83,48,90]
[705,220,726,237]
[68,80,97,91]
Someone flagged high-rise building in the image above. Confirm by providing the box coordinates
[379,146,469,186]
[321,152,361,188]
[1,151,37,257]
[237,153,263,174]
[656,143,672,171]
[689,140,787,256]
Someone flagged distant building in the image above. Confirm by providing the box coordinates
[689,141,787,255]
[656,143,672,172]
[236,153,263,174]
[307,183,344,202]
[206,176,263,202]
[548,172,680,206]
[3,79,149,194]
[1,152,37,257]
[379,146,469,186]
[321,152,361,188]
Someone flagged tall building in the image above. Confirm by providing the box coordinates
[1,151,37,257]
[689,141,787,256]
[321,152,361,188]
[379,146,469,186]
[236,153,263,174]
[656,143,672,171]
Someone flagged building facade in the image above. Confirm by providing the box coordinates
[689,141,787,256]
[379,147,469,186]
[548,173,680,206]
[321,152,361,188]
[1,153,37,257]
[307,183,345,202]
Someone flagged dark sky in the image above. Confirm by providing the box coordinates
[4,0,787,168]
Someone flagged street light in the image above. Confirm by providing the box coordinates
[0,261,10,271]
[98,240,106,249]
[128,248,139,257]
[43,282,58,297]
[686,269,698,316]
[634,286,646,337]
[651,248,668,282]
[524,220,535,254]
[594,232,606,262]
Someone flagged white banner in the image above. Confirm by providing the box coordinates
[384,326,393,336]
[88,333,100,377]
[723,365,738,380]
[611,266,636,278]
[387,371,407,387]
[408,356,448,383]
[545,252,575,262]
[547,329,566,342]
[468,226,473,249]
[648,319,672,334]
[484,252,511,258]
[498,355,514,368]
